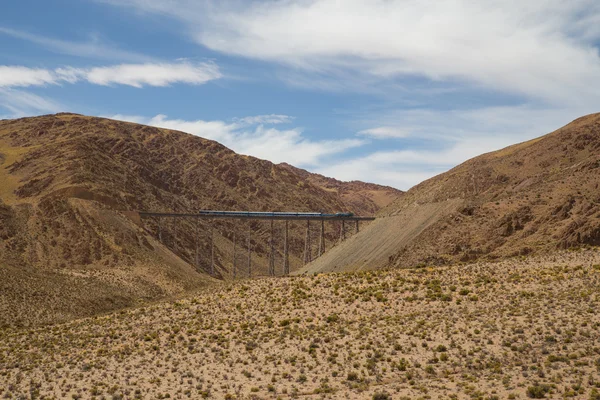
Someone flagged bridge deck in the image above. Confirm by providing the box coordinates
[139,211,375,221]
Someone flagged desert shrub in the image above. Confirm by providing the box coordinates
[547,354,568,363]
[313,382,334,394]
[373,392,391,400]
[326,313,340,323]
[526,384,551,398]
[347,372,359,381]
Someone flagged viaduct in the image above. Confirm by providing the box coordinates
[138,210,375,278]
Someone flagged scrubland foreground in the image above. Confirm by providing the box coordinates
[2,249,600,400]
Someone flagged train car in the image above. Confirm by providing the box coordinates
[196,210,355,218]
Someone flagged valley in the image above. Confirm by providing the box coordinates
[1,112,600,400]
[1,250,599,399]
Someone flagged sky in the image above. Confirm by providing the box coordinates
[1,1,599,190]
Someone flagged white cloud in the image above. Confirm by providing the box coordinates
[107,103,595,190]
[0,62,222,88]
[102,0,600,105]
[0,27,152,62]
[85,62,221,87]
[0,88,64,117]
[0,66,57,88]
[234,114,293,125]
[54,67,84,84]
[358,127,410,139]
[317,141,505,189]
[110,105,580,190]
[359,104,596,144]
[109,113,364,167]
[321,104,598,189]
[7,1,596,191]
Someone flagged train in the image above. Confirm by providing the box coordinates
[197,210,354,218]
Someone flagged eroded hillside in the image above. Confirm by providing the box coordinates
[279,163,402,216]
[302,113,600,274]
[0,113,401,327]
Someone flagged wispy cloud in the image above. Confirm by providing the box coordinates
[355,105,596,144]
[321,105,597,189]
[108,113,365,167]
[0,61,222,88]
[100,0,600,106]
[0,27,152,62]
[0,66,57,88]
[317,139,509,189]
[358,127,410,139]
[21,1,600,190]
[0,88,64,117]
[84,62,221,87]
[109,105,580,190]
[234,114,294,125]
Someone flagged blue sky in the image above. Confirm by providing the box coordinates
[1,0,600,189]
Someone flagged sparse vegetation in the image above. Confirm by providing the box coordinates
[1,250,599,398]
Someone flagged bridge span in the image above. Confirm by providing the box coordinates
[138,210,375,278]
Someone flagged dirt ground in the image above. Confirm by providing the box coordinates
[2,248,600,399]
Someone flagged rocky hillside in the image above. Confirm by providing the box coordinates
[0,113,401,327]
[301,113,600,274]
[279,163,402,216]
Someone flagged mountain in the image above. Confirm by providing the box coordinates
[0,113,402,327]
[279,163,402,216]
[301,113,600,274]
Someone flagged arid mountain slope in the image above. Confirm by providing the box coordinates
[301,113,600,274]
[0,113,400,327]
[279,163,403,215]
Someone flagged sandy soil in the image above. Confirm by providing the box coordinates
[299,199,463,274]
[2,248,600,399]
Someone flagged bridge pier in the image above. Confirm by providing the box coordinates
[269,219,275,276]
[318,219,325,257]
[304,220,312,265]
[210,227,215,276]
[283,220,289,275]
[247,224,252,278]
[158,217,162,243]
[232,231,237,279]
[340,220,346,242]
[195,217,199,270]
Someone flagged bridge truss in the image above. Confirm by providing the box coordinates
[138,210,375,278]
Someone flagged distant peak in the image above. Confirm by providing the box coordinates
[54,112,84,117]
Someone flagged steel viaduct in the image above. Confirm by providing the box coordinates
[138,210,375,278]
